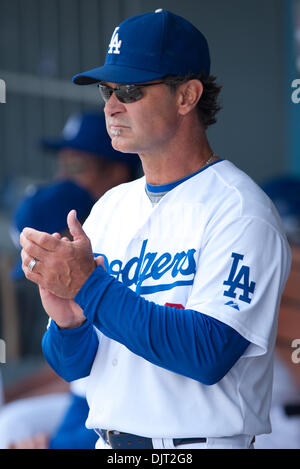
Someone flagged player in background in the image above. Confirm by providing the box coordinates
[9,110,140,359]
[20,10,291,449]
[0,181,97,449]
[0,112,139,449]
[40,111,141,202]
[254,176,300,449]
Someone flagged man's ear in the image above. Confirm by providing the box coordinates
[177,79,203,116]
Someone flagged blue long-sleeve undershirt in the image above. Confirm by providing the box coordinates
[42,318,99,382]
[42,265,250,385]
[49,394,98,449]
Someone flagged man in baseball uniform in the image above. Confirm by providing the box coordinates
[20,10,291,449]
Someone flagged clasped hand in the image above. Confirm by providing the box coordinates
[20,209,96,299]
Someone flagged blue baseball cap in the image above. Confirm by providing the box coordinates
[41,111,140,173]
[72,9,210,85]
[11,180,95,280]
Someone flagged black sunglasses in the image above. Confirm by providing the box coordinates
[97,81,165,104]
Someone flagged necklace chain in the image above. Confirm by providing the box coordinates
[204,153,216,168]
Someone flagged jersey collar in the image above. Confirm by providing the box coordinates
[146,159,223,194]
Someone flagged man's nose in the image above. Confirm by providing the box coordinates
[104,91,126,116]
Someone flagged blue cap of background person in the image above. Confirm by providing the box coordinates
[72,9,210,85]
[11,180,95,280]
[262,176,300,244]
[40,111,140,174]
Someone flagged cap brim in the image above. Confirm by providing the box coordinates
[40,138,89,154]
[72,64,164,85]
[40,137,65,152]
[40,137,141,172]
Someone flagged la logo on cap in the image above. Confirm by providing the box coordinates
[108,27,122,54]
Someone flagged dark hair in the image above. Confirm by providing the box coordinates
[164,73,222,128]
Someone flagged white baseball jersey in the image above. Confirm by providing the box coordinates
[82,159,291,438]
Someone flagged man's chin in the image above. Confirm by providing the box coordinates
[111,137,136,154]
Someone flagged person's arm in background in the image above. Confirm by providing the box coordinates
[3,364,69,403]
[49,393,98,449]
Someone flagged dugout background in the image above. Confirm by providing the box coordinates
[0,0,299,369]
[0,0,296,189]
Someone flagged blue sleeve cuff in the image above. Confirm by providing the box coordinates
[42,318,99,382]
[49,317,91,336]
